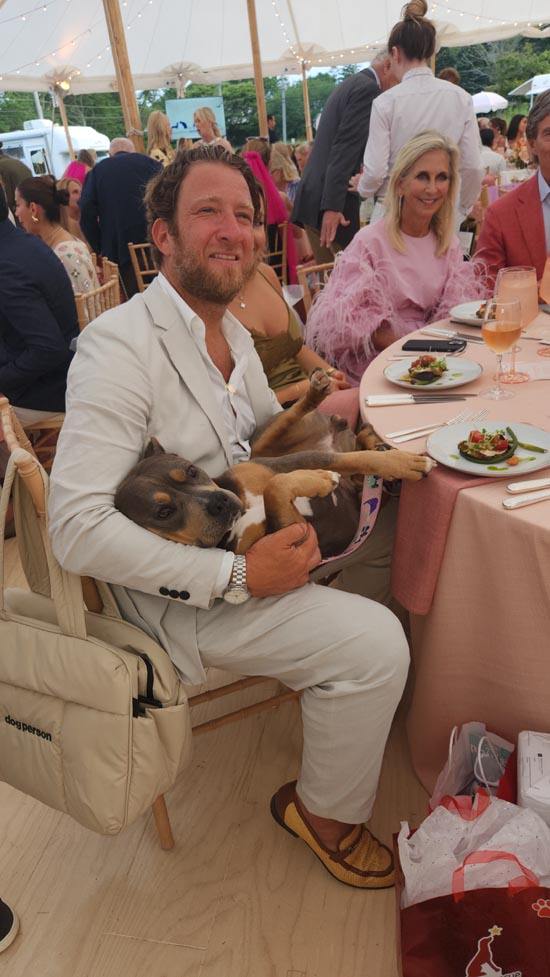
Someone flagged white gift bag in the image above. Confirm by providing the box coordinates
[429,721,514,810]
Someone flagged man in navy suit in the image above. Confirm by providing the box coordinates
[80,137,161,298]
[0,185,78,417]
[292,52,397,261]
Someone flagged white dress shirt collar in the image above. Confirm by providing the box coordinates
[538,169,550,254]
[402,66,433,82]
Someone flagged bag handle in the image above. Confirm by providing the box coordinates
[452,850,540,901]
[0,451,87,639]
[439,789,492,821]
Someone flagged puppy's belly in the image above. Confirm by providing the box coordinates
[228,491,316,548]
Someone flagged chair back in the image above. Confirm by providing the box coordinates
[101,258,121,304]
[296,261,334,316]
[267,223,288,286]
[128,242,158,293]
[74,277,121,332]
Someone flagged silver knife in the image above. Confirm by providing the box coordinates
[422,327,484,344]
[502,489,550,509]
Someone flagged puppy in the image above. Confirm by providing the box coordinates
[115,371,434,558]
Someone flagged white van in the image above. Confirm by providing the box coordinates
[0,119,110,178]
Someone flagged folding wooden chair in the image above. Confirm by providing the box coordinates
[0,399,301,843]
[74,277,121,332]
[296,261,334,317]
[267,222,288,286]
[101,258,121,305]
[128,242,158,292]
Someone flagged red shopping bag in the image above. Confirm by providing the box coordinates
[396,837,550,977]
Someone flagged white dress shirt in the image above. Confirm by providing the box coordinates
[538,168,550,254]
[157,272,258,595]
[358,68,483,223]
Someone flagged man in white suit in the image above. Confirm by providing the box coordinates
[49,146,408,889]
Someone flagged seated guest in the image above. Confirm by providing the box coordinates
[15,177,99,294]
[480,128,506,177]
[270,148,301,205]
[48,144,412,890]
[294,142,313,174]
[147,111,175,168]
[476,92,550,287]
[228,188,354,416]
[506,114,528,152]
[62,149,95,186]
[307,131,485,385]
[0,185,78,421]
[242,150,299,284]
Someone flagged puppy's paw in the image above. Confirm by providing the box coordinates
[308,369,332,403]
[356,423,384,451]
[373,450,435,482]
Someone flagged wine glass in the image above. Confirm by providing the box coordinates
[481,299,522,400]
[495,266,538,383]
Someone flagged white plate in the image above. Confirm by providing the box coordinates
[383,357,482,390]
[427,422,550,477]
[449,300,488,327]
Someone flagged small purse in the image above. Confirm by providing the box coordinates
[0,453,193,835]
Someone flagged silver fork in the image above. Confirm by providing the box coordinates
[391,408,489,444]
[386,408,471,441]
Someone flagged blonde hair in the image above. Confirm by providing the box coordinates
[269,149,299,183]
[385,130,458,257]
[194,106,221,139]
[147,110,173,153]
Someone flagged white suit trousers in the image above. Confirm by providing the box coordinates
[190,584,409,824]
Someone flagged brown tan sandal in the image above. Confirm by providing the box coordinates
[270,781,394,889]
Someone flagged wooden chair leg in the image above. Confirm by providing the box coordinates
[152,794,174,850]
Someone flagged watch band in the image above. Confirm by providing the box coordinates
[229,554,247,590]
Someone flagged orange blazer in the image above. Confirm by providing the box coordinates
[475,173,547,287]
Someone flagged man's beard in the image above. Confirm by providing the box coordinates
[172,236,256,305]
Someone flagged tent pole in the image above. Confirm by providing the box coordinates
[301,62,313,141]
[246,0,268,138]
[57,96,75,161]
[102,0,145,152]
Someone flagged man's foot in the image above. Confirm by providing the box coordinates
[0,898,19,953]
[270,781,394,889]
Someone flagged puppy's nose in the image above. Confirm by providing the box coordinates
[206,491,233,517]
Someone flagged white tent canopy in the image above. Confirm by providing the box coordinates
[1,0,550,94]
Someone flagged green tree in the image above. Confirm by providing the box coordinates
[435,44,493,93]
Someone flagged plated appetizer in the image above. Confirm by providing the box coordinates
[458,427,517,464]
[406,355,448,385]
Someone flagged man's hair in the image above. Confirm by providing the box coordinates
[267,114,275,123]
[109,137,135,155]
[144,143,262,267]
[480,128,495,147]
[526,92,550,152]
[388,0,436,62]
[438,67,460,85]
[241,138,271,166]
[386,130,459,257]
[490,117,507,136]
[0,182,8,222]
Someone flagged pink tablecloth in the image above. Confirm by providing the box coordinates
[361,316,550,791]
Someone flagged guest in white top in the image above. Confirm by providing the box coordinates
[355,0,483,226]
[480,129,506,178]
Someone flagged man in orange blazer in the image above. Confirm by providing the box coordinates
[476,91,550,287]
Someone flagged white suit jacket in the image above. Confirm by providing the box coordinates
[49,277,280,678]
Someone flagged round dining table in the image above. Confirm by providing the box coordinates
[360,312,550,793]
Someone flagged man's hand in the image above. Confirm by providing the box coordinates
[348,173,361,193]
[246,523,321,597]
[320,210,350,249]
[328,369,351,391]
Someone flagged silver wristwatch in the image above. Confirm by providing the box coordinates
[223,554,250,604]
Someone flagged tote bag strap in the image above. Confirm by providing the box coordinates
[453,850,540,900]
[0,451,87,639]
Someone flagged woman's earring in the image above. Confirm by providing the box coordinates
[31,214,39,223]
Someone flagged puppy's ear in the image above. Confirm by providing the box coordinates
[144,437,166,458]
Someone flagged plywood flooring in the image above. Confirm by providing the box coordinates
[0,538,428,977]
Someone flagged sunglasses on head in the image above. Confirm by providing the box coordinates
[246,135,269,142]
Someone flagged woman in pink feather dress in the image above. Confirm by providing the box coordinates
[307,131,486,385]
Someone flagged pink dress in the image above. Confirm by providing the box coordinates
[306,220,486,385]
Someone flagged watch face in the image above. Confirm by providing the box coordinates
[223,587,250,605]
